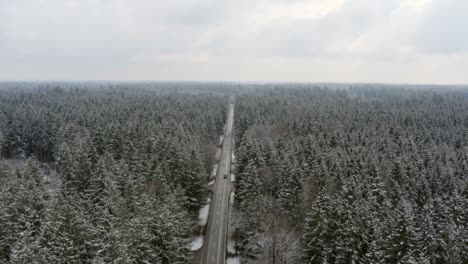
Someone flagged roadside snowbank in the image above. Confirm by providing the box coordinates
[230,192,235,206]
[191,236,204,251]
[198,204,210,226]
[211,164,218,178]
[215,148,221,160]
[227,240,236,254]
[227,257,240,264]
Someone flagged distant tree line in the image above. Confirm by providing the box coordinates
[232,87,468,264]
[0,86,226,263]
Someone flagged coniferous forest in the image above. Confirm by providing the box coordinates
[232,86,468,264]
[0,84,226,263]
[0,83,467,264]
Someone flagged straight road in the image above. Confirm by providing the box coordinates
[201,102,234,264]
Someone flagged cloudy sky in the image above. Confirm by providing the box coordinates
[1,0,467,83]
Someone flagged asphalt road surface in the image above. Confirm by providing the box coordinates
[201,103,234,264]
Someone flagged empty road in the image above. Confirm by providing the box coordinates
[201,102,234,264]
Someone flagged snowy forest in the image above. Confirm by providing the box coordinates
[0,85,226,263]
[232,86,468,263]
[0,83,467,264]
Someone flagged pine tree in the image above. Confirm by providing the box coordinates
[0,158,47,262]
[41,193,94,263]
[276,155,302,222]
[0,131,4,154]
[236,159,262,209]
[180,149,207,211]
[338,194,371,263]
[414,200,446,263]
[9,231,48,264]
[56,141,78,192]
[91,178,127,263]
[382,200,417,263]
[157,187,192,264]
[86,154,114,206]
[303,192,335,264]
[123,189,191,264]
[0,162,16,261]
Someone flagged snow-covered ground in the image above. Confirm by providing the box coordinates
[227,257,240,264]
[230,173,235,182]
[227,239,236,254]
[215,148,221,161]
[211,164,218,178]
[208,180,215,186]
[230,191,235,206]
[4,159,60,197]
[191,236,204,251]
[198,204,210,226]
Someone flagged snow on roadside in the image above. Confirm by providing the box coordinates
[215,148,221,160]
[230,192,235,206]
[230,173,235,182]
[191,236,204,251]
[208,180,215,186]
[227,257,240,264]
[227,240,236,254]
[211,164,218,178]
[198,204,210,226]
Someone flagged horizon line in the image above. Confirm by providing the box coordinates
[1,80,468,87]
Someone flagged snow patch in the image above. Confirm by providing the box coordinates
[227,257,240,264]
[198,204,210,226]
[227,240,236,254]
[191,236,204,251]
[230,173,235,182]
[211,164,218,178]
[230,192,235,206]
[208,180,215,186]
[215,148,221,161]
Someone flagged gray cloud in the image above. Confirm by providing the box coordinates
[0,0,467,83]
[413,0,468,54]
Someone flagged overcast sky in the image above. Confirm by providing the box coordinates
[1,0,467,83]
